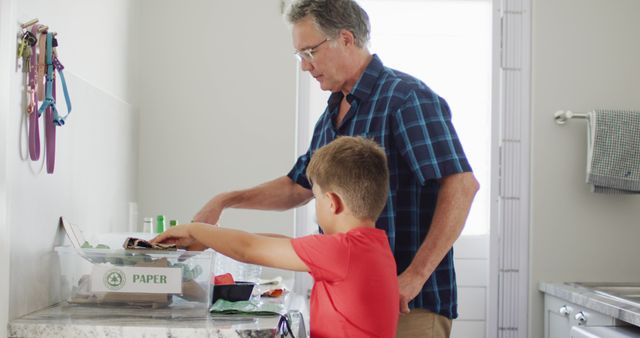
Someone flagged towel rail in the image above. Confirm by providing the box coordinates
[554,110,590,125]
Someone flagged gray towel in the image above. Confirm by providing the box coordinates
[586,109,640,193]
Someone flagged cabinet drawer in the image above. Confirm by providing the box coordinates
[545,294,616,338]
[546,294,615,326]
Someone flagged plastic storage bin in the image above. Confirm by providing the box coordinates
[213,253,262,284]
[212,253,262,302]
[53,246,215,311]
[211,281,256,304]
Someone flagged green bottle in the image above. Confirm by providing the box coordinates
[156,215,166,233]
[169,220,178,227]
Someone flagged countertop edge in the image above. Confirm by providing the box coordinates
[539,282,640,327]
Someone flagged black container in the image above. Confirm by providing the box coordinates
[211,281,255,304]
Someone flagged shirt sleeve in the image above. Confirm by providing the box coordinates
[391,90,472,185]
[287,151,312,189]
[290,234,349,282]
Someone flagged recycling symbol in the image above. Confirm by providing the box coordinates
[103,269,126,290]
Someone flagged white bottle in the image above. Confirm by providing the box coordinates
[143,217,154,234]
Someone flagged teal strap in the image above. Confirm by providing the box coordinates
[54,67,71,125]
[37,32,72,126]
[37,33,55,118]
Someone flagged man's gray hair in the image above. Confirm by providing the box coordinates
[287,0,370,48]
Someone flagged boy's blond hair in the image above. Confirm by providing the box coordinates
[306,136,389,220]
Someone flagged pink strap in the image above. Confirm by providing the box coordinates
[28,107,40,160]
[37,31,46,101]
[27,24,40,161]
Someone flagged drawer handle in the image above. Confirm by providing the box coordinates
[574,311,587,324]
[559,305,572,316]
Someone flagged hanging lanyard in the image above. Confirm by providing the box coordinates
[52,52,71,125]
[27,24,40,161]
[37,31,46,102]
[31,32,72,173]
[20,23,73,174]
[45,74,56,173]
[38,32,72,125]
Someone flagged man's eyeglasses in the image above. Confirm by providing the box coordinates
[294,38,330,62]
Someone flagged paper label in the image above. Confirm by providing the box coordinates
[91,265,182,293]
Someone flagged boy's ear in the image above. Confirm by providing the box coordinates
[327,191,344,215]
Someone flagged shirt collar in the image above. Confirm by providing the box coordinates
[327,54,384,107]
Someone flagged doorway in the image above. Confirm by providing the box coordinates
[293,1,531,337]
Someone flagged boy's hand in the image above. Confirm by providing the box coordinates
[151,224,199,249]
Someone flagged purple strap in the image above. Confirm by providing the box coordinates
[28,103,40,160]
[27,24,40,161]
[53,56,64,71]
[45,75,56,173]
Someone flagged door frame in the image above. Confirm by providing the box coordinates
[488,0,532,337]
[291,1,533,337]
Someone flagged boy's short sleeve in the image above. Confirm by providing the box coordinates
[291,234,349,282]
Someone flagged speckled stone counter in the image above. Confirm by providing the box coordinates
[540,282,640,327]
[8,295,307,338]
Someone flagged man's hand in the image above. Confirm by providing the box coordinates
[193,195,225,225]
[398,172,479,313]
[398,268,427,313]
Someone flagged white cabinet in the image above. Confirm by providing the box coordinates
[544,294,616,338]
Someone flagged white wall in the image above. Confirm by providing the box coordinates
[0,0,14,336]
[530,1,640,337]
[2,0,138,331]
[1,2,296,332]
[136,0,297,238]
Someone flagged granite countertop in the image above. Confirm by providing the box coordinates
[8,294,307,338]
[540,281,640,327]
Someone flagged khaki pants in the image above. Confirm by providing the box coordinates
[396,309,452,338]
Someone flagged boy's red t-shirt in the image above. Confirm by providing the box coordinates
[291,227,399,338]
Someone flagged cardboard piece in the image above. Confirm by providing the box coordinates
[59,217,86,249]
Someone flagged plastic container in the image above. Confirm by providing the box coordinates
[53,246,215,311]
[212,253,262,303]
[143,217,154,234]
[156,215,166,233]
[213,253,262,284]
[211,281,256,304]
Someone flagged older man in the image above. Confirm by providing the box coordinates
[194,1,479,337]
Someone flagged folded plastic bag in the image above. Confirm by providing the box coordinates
[209,299,284,316]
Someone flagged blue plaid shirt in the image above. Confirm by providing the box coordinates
[287,54,472,319]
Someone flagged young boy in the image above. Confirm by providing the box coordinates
[151,136,399,337]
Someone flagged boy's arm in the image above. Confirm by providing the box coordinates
[153,223,308,272]
[256,233,292,239]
